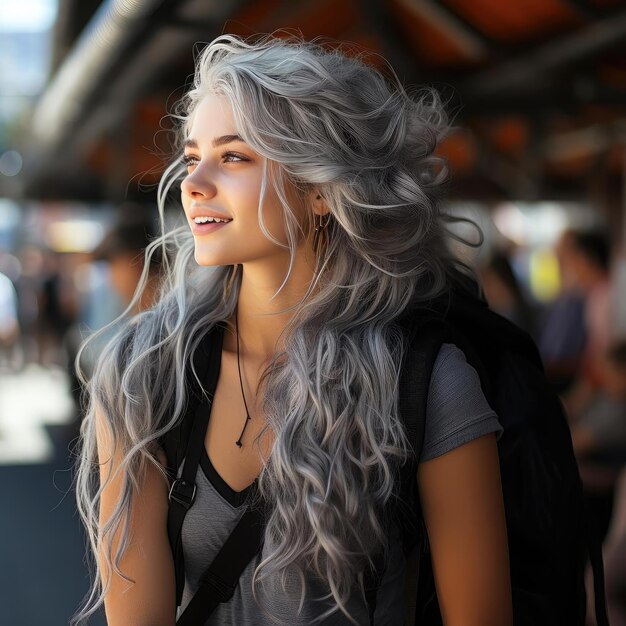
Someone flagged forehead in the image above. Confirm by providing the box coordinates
[187,94,238,142]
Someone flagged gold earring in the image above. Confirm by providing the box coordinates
[312,213,331,254]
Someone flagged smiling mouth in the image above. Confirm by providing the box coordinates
[191,220,232,235]
[192,217,233,225]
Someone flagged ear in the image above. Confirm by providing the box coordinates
[309,190,330,217]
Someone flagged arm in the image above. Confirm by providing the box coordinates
[416,432,512,626]
[95,404,176,626]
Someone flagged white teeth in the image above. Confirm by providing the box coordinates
[193,216,232,224]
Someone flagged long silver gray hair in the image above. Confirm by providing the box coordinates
[72,33,477,625]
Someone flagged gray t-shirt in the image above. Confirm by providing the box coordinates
[176,343,503,625]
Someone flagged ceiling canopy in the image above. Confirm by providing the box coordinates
[23,0,626,205]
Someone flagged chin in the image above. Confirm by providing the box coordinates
[194,249,223,267]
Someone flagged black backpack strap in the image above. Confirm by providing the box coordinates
[396,313,449,626]
[167,322,226,607]
[399,315,447,463]
[176,503,265,625]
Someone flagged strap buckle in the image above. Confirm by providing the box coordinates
[169,478,197,510]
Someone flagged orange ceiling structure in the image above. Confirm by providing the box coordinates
[24,0,626,205]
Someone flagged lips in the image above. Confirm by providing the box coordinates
[190,206,232,221]
[191,219,231,236]
[188,205,233,236]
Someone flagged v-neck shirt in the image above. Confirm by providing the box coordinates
[176,326,503,625]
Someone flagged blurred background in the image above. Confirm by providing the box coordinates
[2,0,626,624]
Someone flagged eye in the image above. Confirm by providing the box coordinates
[221,151,249,163]
[182,154,198,169]
[181,152,249,169]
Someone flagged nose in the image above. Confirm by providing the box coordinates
[181,163,218,200]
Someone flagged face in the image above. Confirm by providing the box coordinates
[180,93,308,267]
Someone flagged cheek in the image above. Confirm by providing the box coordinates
[181,187,192,214]
[232,177,286,232]
[261,179,305,230]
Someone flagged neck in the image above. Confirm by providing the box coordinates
[223,241,319,361]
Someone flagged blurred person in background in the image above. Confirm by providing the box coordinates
[35,250,78,367]
[480,250,535,335]
[572,230,614,382]
[569,339,626,544]
[64,212,164,419]
[554,228,617,547]
[570,340,626,463]
[537,228,588,393]
[12,245,48,364]
[0,269,20,370]
[90,215,163,314]
[562,228,614,413]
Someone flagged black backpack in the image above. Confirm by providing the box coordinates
[161,280,609,625]
[395,282,609,626]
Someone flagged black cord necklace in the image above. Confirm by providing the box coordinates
[235,304,252,448]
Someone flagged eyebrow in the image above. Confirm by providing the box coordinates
[184,134,245,150]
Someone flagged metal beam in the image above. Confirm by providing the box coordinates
[396,0,490,62]
[559,0,607,20]
[460,9,626,100]
[32,0,169,146]
[31,0,252,149]
[50,0,101,72]
[25,0,251,199]
[460,81,626,116]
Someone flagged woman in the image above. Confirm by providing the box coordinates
[72,34,512,625]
